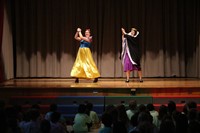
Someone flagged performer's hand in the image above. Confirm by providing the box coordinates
[77,28,81,32]
[121,28,126,35]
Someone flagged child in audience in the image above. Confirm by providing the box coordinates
[86,102,100,128]
[98,113,112,133]
[73,104,92,133]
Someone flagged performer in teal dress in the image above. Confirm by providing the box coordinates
[70,28,100,83]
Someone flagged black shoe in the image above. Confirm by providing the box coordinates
[93,78,98,83]
[125,80,129,83]
[139,79,143,83]
[75,78,79,83]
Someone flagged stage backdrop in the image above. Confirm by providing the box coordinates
[5,0,200,78]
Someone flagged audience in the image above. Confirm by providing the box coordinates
[0,99,200,133]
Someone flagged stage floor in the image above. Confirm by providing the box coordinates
[1,77,200,89]
[0,78,200,98]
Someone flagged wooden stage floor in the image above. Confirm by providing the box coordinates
[1,77,200,88]
[0,78,200,98]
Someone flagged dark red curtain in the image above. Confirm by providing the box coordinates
[0,0,4,82]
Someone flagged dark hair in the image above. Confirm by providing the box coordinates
[78,104,86,113]
[168,101,176,114]
[101,113,112,127]
[85,28,91,33]
[138,104,146,112]
[146,103,155,111]
[129,100,137,110]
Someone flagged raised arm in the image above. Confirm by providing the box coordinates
[74,28,81,41]
[121,28,127,35]
[121,28,127,40]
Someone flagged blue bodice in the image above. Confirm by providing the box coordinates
[80,40,91,48]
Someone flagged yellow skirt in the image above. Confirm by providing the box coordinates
[70,47,100,79]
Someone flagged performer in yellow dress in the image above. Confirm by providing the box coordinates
[71,28,100,83]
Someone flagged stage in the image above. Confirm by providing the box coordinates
[1,78,200,97]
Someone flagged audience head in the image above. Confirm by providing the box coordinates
[146,103,155,111]
[128,100,137,110]
[138,104,146,113]
[183,101,197,115]
[105,104,115,114]
[168,101,176,115]
[101,113,112,127]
